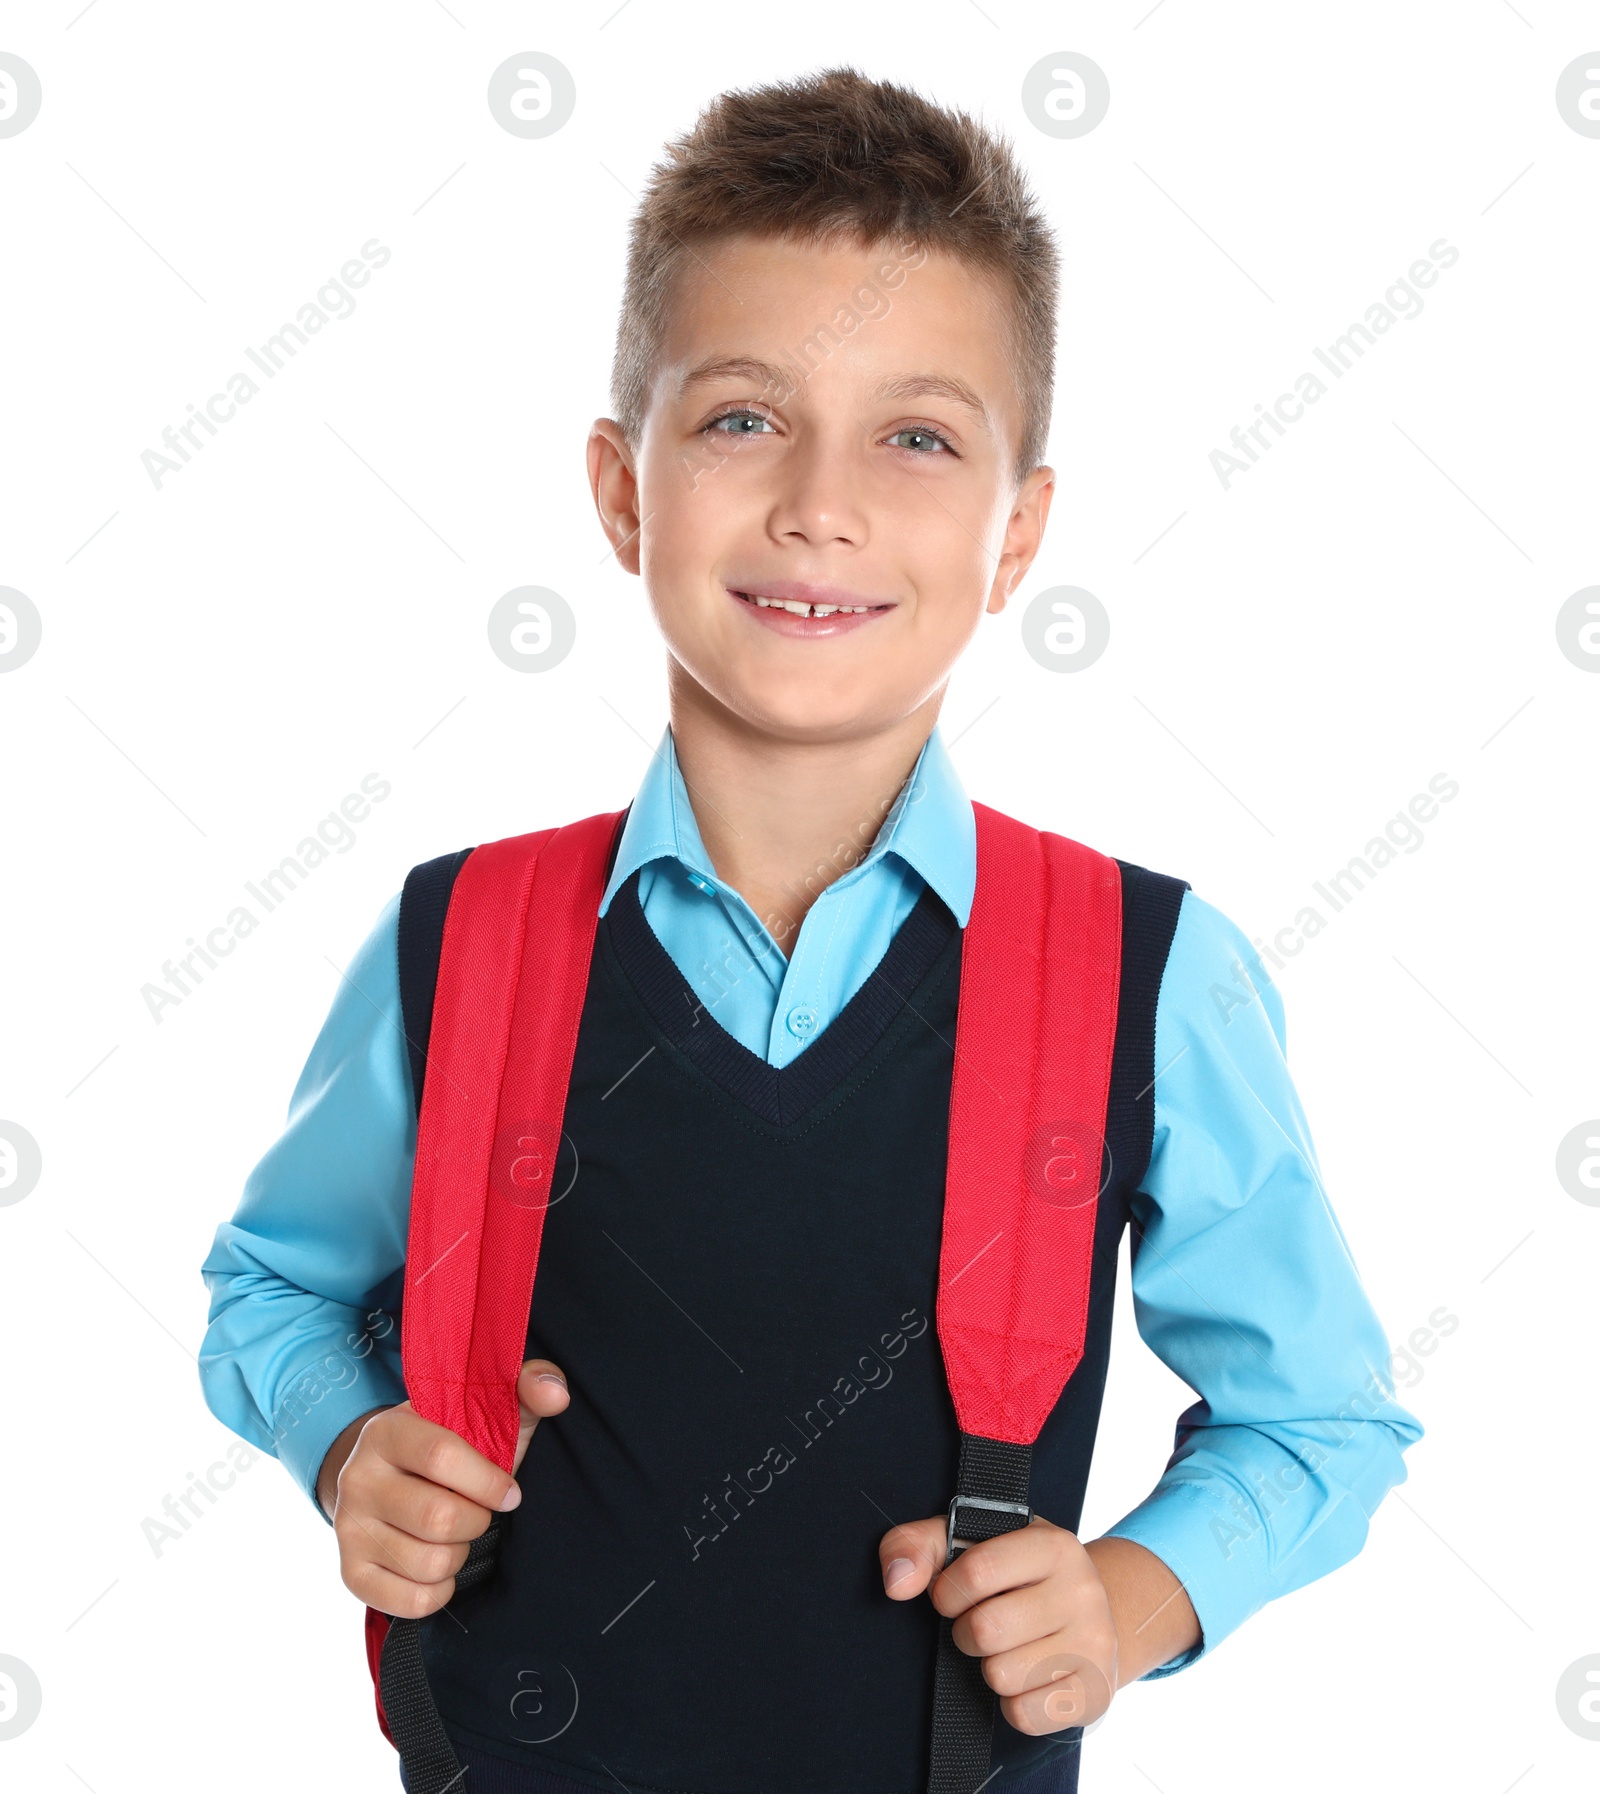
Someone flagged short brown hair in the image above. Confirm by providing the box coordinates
[610,65,1059,488]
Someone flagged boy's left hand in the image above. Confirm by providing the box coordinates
[879,1514,1118,1735]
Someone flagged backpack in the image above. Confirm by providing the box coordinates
[365,801,1133,1794]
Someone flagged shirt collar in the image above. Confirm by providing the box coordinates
[598,723,975,927]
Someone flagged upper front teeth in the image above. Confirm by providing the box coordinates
[744,593,868,615]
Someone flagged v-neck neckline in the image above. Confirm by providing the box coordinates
[601,865,960,1129]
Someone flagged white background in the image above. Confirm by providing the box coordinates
[1,3,1595,1790]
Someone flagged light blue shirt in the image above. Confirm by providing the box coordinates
[198,723,1421,1677]
[598,726,974,1066]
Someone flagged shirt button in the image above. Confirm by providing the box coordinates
[686,873,715,894]
[785,1005,818,1039]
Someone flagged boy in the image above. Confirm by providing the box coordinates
[199,66,1421,1794]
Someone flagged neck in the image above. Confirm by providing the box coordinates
[665,666,942,957]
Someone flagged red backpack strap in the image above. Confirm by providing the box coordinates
[401,808,626,1468]
[374,809,625,1794]
[928,800,1123,1794]
[939,801,1124,1443]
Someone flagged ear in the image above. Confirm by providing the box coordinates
[986,464,1055,616]
[588,419,643,577]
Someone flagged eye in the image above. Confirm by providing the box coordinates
[887,425,956,456]
[703,408,775,437]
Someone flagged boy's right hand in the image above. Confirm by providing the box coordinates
[318,1357,570,1619]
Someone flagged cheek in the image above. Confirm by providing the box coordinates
[898,531,1000,648]
[637,452,752,583]
[891,477,1007,585]
[636,487,725,605]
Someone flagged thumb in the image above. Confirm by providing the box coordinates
[510,1358,570,1476]
[879,1515,949,1600]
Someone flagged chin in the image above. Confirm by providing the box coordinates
[674,640,914,742]
[732,691,902,745]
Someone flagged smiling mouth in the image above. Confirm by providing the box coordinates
[728,589,892,619]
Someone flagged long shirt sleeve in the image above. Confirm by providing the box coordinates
[197,893,414,1516]
[1104,888,1423,1672]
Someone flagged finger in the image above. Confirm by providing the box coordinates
[996,1652,1115,1736]
[372,1405,522,1514]
[512,1359,571,1475]
[949,1578,1064,1662]
[341,1508,472,1587]
[346,1555,459,1621]
[352,1462,498,1546]
[930,1517,1073,1618]
[878,1516,948,1599]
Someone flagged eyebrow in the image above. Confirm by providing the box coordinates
[677,356,994,432]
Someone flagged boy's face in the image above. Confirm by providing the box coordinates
[589,233,1054,746]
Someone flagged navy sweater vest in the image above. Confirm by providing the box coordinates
[395,843,1188,1794]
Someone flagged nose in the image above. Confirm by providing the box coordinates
[764,432,870,548]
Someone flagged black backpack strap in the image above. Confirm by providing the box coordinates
[397,848,473,1122]
[928,1433,1037,1794]
[381,1516,504,1793]
[1108,860,1191,1196]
